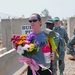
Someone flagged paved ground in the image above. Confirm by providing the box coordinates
[21,51,75,75]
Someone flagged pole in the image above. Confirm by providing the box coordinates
[49,41,53,75]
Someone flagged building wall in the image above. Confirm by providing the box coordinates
[67,17,75,38]
[1,19,12,50]
[1,16,51,50]
[62,17,75,38]
[0,22,2,40]
[0,22,1,33]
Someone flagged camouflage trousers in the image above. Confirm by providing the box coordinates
[52,55,65,75]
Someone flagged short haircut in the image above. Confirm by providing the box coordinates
[32,13,41,21]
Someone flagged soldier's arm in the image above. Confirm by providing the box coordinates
[67,36,75,55]
[58,35,65,60]
[64,29,69,44]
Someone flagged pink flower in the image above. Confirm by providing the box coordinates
[42,44,51,53]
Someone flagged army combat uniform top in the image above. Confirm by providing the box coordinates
[67,35,75,55]
[53,26,69,45]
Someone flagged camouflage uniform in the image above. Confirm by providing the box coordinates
[53,32,65,75]
[67,35,75,55]
[53,26,69,74]
[45,19,65,75]
[73,29,75,35]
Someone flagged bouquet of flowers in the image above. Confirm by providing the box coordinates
[11,34,39,57]
[11,34,41,75]
[10,34,39,57]
[10,33,55,75]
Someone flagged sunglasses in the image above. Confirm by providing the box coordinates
[29,19,39,23]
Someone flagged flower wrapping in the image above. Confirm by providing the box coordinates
[19,56,39,75]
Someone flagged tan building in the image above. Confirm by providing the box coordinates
[67,17,75,38]
[1,16,51,50]
[0,22,2,40]
[63,17,75,38]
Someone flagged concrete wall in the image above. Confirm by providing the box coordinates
[1,16,51,50]
[1,19,12,50]
[0,47,7,54]
[0,49,24,75]
[0,22,2,34]
[62,17,75,38]
[67,17,75,38]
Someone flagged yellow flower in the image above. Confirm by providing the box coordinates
[20,34,26,40]
[17,40,24,45]
[17,34,26,45]
[28,44,35,52]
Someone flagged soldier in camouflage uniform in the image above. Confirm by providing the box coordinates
[67,35,75,59]
[73,26,75,35]
[45,19,64,75]
[53,17,69,75]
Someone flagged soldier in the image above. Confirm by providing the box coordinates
[67,35,75,60]
[73,26,75,35]
[45,19,64,75]
[53,17,69,75]
[67,26,75,59]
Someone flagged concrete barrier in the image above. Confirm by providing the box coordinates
[0,49,25,75]
[13,63,28,75]
[0,47,7,54]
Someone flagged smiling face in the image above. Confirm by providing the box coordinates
[29,13,42,33]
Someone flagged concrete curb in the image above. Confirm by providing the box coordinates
[13,63,28,75]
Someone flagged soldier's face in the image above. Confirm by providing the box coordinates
[46,23,54,30]
[54,20,60,27]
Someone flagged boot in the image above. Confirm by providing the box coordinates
[53,72,57,75]
[60,72,63,75]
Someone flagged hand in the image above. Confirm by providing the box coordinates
[26,59,32,64]
[50,52,54,60]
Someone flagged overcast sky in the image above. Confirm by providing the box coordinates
[0,0,75,19]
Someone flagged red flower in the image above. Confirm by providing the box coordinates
[42,44,51,53]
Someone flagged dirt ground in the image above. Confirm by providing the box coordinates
[63,51,75,75]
